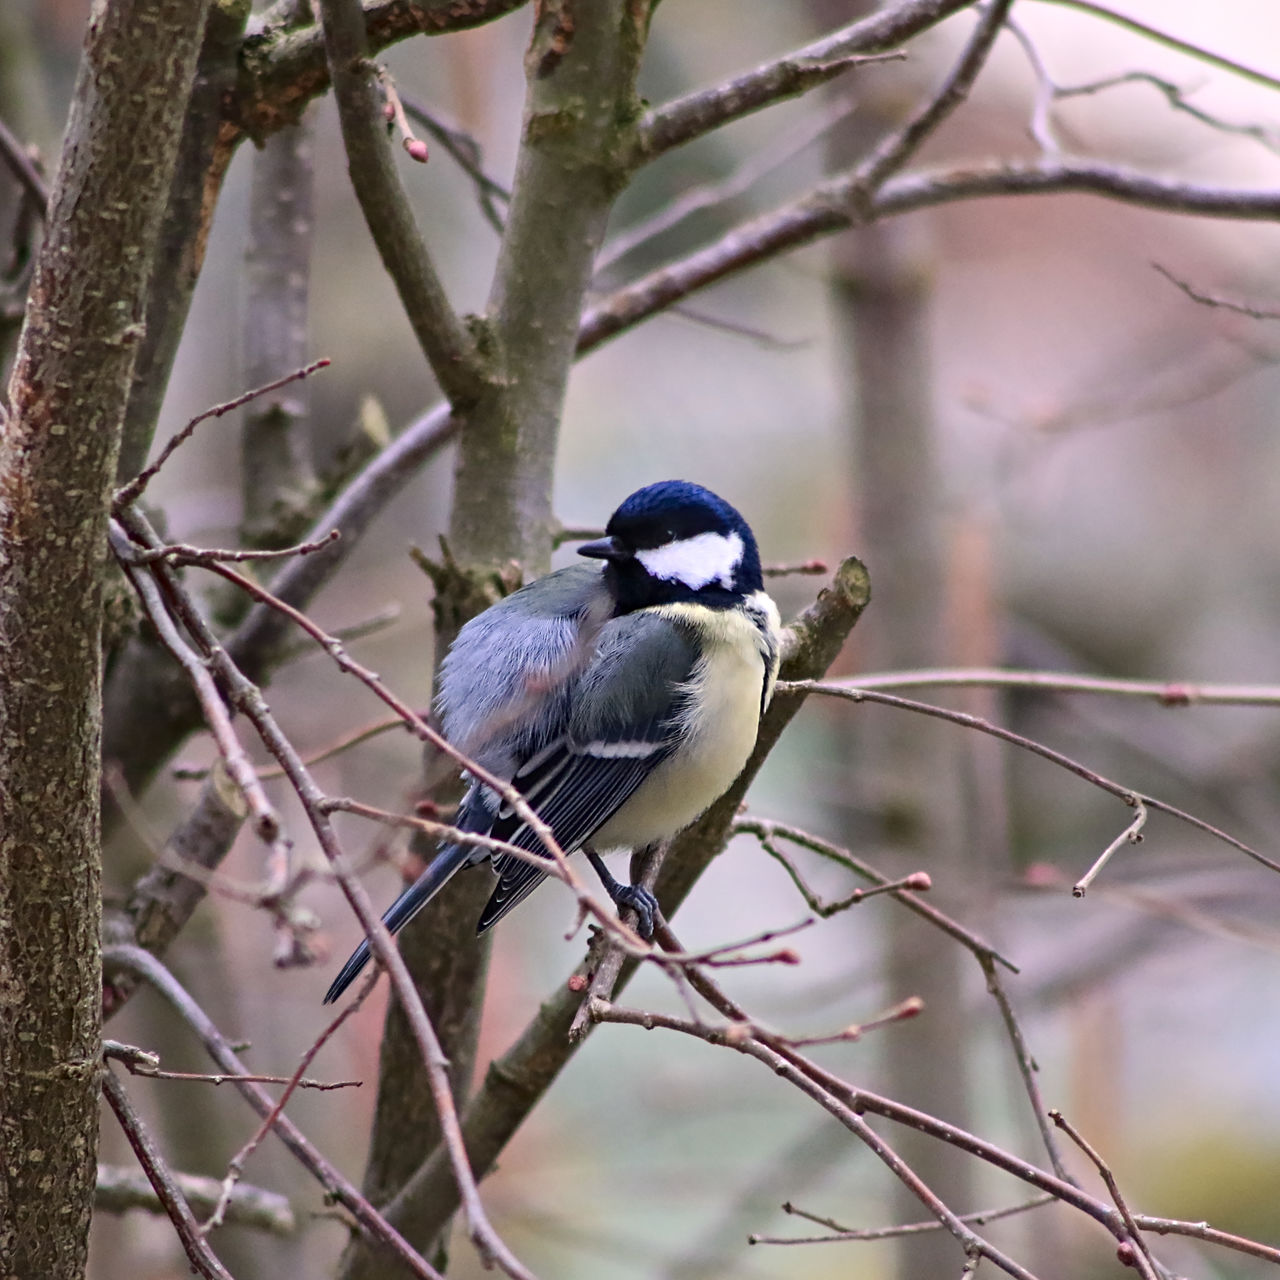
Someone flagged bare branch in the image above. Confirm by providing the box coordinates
[1154,262,1280,322]
[103,944,445,1280]
[114,358,331,510]
[831,666,1280,706]
[0,113,48,210]
[104,1039,359,1092]
[634,0,976,162]
[734,817,1018,972]
[317,0,485,406]
[578,160,1280,353]
[1050,1111,1160,1279]
[856,0,1014,197]
[1072,800,1148,898]
[752,1194,1056,1245]
[1031,0,1280,94]
[95,1163,295,1236]
[786,681,1280,880]
[977,959,1074,1183]
[101,1069,235,1280]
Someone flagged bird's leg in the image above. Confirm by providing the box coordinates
[583,845,658,939]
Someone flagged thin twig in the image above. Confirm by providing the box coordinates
[108,520,285,856]
[1154,262,1280,323]
[114,358,330,509]
[1072,800,1147,897]
[977,960,1074,1183]
[734,816,1018,972]
[103,944,445,1280]
[96,1162,295,1236]
[1031,0,1280,94]
[751,1193,1056,1245]
[786,681,1280,878]
[397,91,509,234]
[634,0,962,162]
[1049,1110,1161,1280]
[822,667,1280,706]
[763,559,830,578]
[0,113,49,210]
[854,0,1015,199]
[202,971,373,1233]
[102,1069,236,1280]
[129,529,340,566]
[104,1039,360,1091]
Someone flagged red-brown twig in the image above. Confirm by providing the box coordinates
[108,520,284,860]
[733,817,1018,971]
[102,1068,235,1280]
[202,971,374,1234]
[1050,1110,1160,1279]
[824,666,1280,707]
[103,1040,359,1092]
[103,944,444,1280]
[114,358,330,509]
[752,1193,1056,1245]
[786,681,1280,880]
[127,528,340,566]
[589,996,1045,1280]
[108,513,533,1280]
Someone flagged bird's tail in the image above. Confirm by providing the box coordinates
[322,841,473,1004]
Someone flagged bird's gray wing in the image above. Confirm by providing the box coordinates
[477,610,699,932]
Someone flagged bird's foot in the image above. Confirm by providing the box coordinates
[583,847,659,939]
[610,883,658,939]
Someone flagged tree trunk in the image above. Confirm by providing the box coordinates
[0,1,211,1274]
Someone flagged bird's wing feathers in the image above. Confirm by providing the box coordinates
[477,611,699,933]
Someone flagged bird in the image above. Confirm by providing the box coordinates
[323,480,781,1003]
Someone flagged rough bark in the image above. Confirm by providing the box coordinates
[0,0,211,1274]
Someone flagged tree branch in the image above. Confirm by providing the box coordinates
[101,1069,236,1280]
[232,0,531,140]
[95,1163,295,1236]
[634,0,977,161]
[579,159,1280,353]
[318,0,485,406]
[102,945,445,1279]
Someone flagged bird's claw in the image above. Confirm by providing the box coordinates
[612,884,658,939]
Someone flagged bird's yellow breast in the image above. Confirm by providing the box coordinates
[590,597,780,850]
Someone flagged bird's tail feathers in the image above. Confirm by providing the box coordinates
[322,841,473,1004]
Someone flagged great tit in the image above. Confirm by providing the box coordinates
[324,480,781,1003]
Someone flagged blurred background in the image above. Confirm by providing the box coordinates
[6,0,1280,1276]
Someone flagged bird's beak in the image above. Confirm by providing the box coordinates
[577,535,631,562]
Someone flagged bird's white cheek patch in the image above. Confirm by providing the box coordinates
[636,531,743,591]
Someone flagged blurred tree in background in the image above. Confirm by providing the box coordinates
[3,1,1280,1278]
